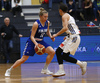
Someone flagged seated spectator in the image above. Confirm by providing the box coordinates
[67,0,76,18]
[49,0,67,10]
[75,0,85,21]
[1,0,5,11]
[4,0,11,11]
[1,0,11,11]
[12,0,24,17]
[83,0,93,21]
[93,0,100,21]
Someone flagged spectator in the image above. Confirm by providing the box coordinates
[83,0,93,21]
[0,17,23,63]
[0,0,11,11]
[93,0,100,21]
[4,0,11,11]
[67,0,76,18]
[1,0,6,11]
[12,0,24,17]
[49,0,67,10]
[75,0,85,21]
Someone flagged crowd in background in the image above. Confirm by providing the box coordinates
[0,0,100,21]
[47,0,100,21]
[0,0,24,17]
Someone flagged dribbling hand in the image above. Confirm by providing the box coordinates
[35,43,38,49]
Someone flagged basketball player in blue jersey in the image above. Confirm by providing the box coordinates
[52,3,87,77]
[5,8,55,76]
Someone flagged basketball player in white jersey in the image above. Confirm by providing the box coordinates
[52,3,87,77]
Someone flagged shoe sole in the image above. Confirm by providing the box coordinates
[52,74,65,77]
[5,74,10,77]
[41,72,53,75]
[82,62,87,75]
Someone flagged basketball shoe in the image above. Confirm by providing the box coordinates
[52,70,65,77]
[5,69,11,76]
[41,68,53,75]
[80,62,87,75]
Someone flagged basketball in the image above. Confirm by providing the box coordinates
[35,44,45,55]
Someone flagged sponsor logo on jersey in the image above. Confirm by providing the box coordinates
[38,29,47,33]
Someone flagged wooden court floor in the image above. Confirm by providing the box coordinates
[0,62,100,83]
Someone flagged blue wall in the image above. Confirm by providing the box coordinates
[20,35,100,62]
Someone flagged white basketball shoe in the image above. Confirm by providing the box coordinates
[52,70,65,77]
[80,62,87,75]
[5,69,11,76]
[41,69,53,75]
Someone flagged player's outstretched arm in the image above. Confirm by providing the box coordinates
[47,21,55,42]
[52,14,69,38]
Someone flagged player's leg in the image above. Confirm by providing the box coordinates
[5,55,29,76]
[45,46,55,64]
[41,46,55,75]
[53,51,87,77]
[52,47,66,77]
[62,52,87,75]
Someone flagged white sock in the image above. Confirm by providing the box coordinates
[43,63,49,70]
[76,60,83,67]
[59,64,64,71]
[9,66,13,71]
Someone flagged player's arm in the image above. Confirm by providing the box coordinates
[52,14,68,38]
[46,21,55,42]
[31,22,38,46]
[46,21,52,38]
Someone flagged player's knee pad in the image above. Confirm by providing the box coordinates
[56,47,63,56]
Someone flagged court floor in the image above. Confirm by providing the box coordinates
[0,61,100,83]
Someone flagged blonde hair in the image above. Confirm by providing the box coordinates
[39,8,48,16]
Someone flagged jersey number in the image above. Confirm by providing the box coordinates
[40,33,45,38]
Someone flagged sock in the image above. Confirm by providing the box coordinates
[76,60,82,67]
[9,66,13,71]
[59,64,64,71]
[43,63,49,70]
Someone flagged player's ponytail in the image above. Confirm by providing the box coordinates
[39,7,48,16]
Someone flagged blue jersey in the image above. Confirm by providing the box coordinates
[23,20,50,56]
[35,19,48,39]
[27,19,48,42]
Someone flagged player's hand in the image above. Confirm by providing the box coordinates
[63,36,67,40]
[52,34,57,38]
[51,37,55,42]
[35,43,39,49]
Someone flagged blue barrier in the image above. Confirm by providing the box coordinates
[20,35,100,62]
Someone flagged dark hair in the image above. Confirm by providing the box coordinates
[59,3,68,13]
[69,0,73,2]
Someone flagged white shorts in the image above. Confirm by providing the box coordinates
[59,34,80,55]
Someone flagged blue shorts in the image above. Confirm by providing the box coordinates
[23,40,50,56]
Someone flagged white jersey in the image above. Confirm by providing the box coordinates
[59,13,81,55]
[65,13,80,35]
